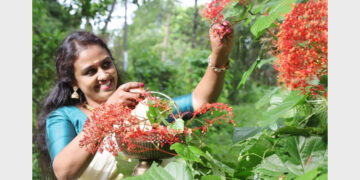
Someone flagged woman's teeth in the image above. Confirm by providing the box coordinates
[104,81,110,86]
[100,80,111,90]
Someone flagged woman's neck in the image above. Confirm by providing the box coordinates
[85,99,105,109]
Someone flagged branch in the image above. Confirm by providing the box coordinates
[101,0,117,35]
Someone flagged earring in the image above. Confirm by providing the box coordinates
[71,86,80,99]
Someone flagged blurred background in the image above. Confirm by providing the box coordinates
[33,0,278,178]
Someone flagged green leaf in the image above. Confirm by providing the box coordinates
[294,169,319,180]
[320,75,328,87]
[163,160,194,180]
[167,118,185,133]
[253,0,271,14]
[250,13,277,38]
[257,57,276,68]
[258,90,305,127]
[254,136,327,178]
[146,106,157,124]
[223,1,247,22]
[115,152,139,177]
[204,151,231,176]
[273,126,312,137]
[315,173,328,180]
[250,0,296,38]
[267,0,296,15]
[201,175,225,180]
[235,134,274,178]
[232,127,262,143]
[253,154,298,179]
[188,146,207,157]
[123,162,175,180]
[255,87,280,109]
[170,143,203,164]
[237,58,260,89]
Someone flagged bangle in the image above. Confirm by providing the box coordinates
[208,55,230,72]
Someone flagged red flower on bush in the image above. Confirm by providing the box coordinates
[274,0,328,96]
[202,0,249,23]
[202,0,232,23]
[79,90,235,156]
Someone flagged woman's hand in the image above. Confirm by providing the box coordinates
[106,82,145,109]
[209,21,234,67]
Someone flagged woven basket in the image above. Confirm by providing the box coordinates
[118,132,184,160]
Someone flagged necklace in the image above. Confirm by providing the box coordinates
[83,102,94,111]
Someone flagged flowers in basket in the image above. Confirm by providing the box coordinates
[79,89,235,157]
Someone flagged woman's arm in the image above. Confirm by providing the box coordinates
[52,131,94,180]
[192,22,234,110]
[46,109,94,180]
[49,84,143,179]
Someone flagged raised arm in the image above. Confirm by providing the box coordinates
[192,22,234,110]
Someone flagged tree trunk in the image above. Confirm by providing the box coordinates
[123,0,128,71]
[191,0,198,48]
[161,11,171,62]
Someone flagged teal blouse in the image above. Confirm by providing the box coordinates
[46,93,194,163]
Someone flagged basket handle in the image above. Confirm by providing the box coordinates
[149,91,181,117]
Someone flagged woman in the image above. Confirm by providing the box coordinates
[36,22,233,180]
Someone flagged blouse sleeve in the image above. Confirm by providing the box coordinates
[167,93,194,122]
[46,109,77,163]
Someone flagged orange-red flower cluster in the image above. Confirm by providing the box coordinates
[202,0,249,23]
[202,0,232,23]
[79,90,235,156]
[274,0,328,96]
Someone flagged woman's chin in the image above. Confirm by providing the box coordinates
[95,91,115,103]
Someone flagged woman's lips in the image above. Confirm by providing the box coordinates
[99,79,113,91]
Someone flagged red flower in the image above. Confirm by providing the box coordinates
[201,0,232,23]
[202,0,249,23]
[79,90,235,156]
[274,0,328,96]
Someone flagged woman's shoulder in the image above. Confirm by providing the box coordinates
[46,105,85,122]
[46,105,88,132]
[48,105,77,116]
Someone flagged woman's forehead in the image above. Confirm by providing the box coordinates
[74,45,109,67]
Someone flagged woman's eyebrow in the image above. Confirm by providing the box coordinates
[81,56,111,73]
[95,56,111,64]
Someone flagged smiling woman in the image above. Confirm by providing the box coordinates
[73,46,118,104]
[36,23,233,180]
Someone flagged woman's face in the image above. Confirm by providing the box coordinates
[73,44,118,104]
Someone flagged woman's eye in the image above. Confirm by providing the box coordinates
[102,61,112,69]
[86,69,97,75]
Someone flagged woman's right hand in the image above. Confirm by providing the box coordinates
[106,82,145,109]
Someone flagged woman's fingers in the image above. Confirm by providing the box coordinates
[106,82,144,107]
[122,91,141,100]
[119,82,144,92]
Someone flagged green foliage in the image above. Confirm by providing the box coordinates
[259,90,306,127]
[237,57,261,89]
[123,162,175,180]
[254,136,327,179]
[232,127,262,143]
[250,0,297,38]
[123,160,193,180]
[167,118,185,132]
[234,133,275,178]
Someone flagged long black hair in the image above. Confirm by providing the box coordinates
[35,31,121,178]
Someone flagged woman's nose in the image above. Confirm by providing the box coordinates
[97,69,110,81]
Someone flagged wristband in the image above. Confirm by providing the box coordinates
[208,55,230,72]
